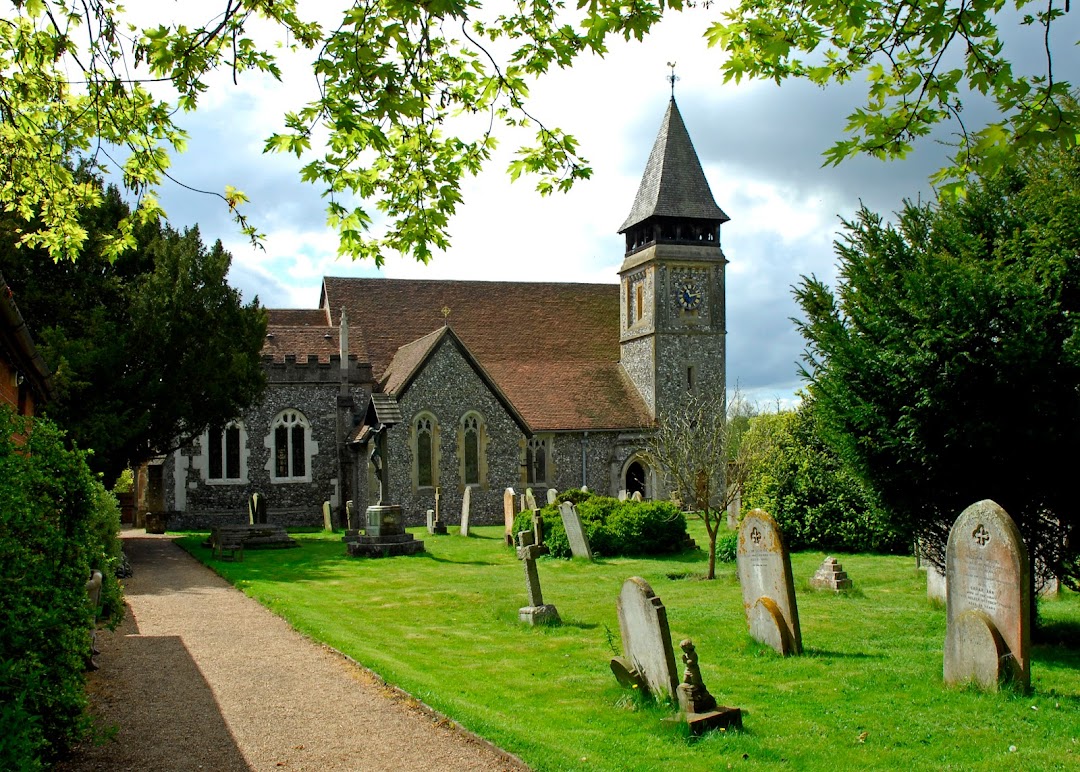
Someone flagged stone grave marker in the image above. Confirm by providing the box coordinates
[927,563,947,603]
[345,500,356,531]
[943,499,1030,691]
[674,639,742,735]
[581,485,588,493]
[503,487,516,546]
[248,492,267,525]
[426,509,436,534]
[631,491,643,502]
[618,489,627,501]
[517,530,560,625]
[525,487,538,511]
[346,504,424,557]
[810,557,853,591]
[736,509,802,656]
[611,576,678,701]
[321,500,333,531]
[558,502,593,560]
[546,488,558,506]
[459,485,471,537]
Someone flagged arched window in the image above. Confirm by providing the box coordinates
[271,410,311,482]
[205,421,246,483]
[412,413,439,490]
[459,412,487,488]
[526,436,550,486]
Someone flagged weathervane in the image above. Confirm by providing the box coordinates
[667,61,679,97]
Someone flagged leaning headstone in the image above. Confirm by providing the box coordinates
[525,487,538,511]
[736,509,802,656]
[674,639,742,735]
[546,488,558,506]
[322,500,333,531]
[459,486,471,537]
[631,490,643,502]
[248,492,267,525]
[943,499,1030,691]
[503,487,516,546]
[611,576,679,701]
[810,556,853,591]
[558,502,593,560]
[517,531,560,625]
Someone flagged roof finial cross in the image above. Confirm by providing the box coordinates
[441,305,451,320]
[666,61,679,97]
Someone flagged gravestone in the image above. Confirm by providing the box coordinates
[611,576,679,701]
[927,564,947,603]
[519,493,526,513]
[517,530,560,625]
[618,489,627,501]
[631,491,643,502]
[459,486,471,537]
[322,500,333,531]
[736,509,802,656]
[248,492,267,525]
[345,500,356,531]
[525,487,538,511]
[433,486,441,525]
[426,508,436,534]
[558,502,593,560]
[943,499,1030,691]
[546,488,558,506]
[810,557,853,591]
[674,639,742,735]
[345,505,425,557]
[503,487,516,546]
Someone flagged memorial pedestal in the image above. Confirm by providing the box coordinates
[344,505,425,557]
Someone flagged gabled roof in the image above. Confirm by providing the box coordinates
[381,325,530,433]
[0,272,52,403]
[319,277,652,432]
[618,97,729,233]
[263,307,369,364]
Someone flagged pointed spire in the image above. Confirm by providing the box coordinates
[618,98,729,234]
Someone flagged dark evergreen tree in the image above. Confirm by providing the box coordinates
[0,180,267,484]
[794,149,1080,591]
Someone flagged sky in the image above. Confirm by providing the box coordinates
[138,4,1071,410]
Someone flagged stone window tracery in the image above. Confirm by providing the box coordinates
[270,410,312,483]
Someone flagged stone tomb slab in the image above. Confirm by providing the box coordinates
[558,502,593,560]
[614,576,679,702]
[736,509,802,656]
[943,499,1030,691]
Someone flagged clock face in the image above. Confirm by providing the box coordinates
[677,280,703,311]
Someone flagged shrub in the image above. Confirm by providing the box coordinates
[513,492,689,559]
[716,530,738,563]
[0,410,124,769]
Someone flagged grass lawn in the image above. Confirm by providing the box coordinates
[176,521,1080,771]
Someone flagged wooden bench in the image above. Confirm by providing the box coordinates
[212,527,246,562]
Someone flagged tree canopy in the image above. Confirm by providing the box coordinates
[4,1,1075,264]
[0,178,267,484]
[794,144,1080,588]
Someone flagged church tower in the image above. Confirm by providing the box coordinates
[618,97,729,420]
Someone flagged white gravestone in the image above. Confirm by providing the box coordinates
[503,487,516,546]
[943,499,1030,691]
[322,500,333,531]
[459,485,471,537]
[736,509,802,656]
[546,488,558,506]
[558,502,593,560]
[613,577,679,702]
[525,487,538,511]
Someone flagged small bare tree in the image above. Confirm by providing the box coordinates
[650,389,768,579]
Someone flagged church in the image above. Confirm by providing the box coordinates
[163,97,730,529]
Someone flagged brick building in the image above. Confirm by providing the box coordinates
[0,272,52,421]
[164,97,730,528]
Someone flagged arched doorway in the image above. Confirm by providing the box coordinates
[625,460,646,499]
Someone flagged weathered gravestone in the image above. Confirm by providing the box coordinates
[322,500,333,531]
[517,531,560,625]
[810,557,853,592]
[927,563,947,603]
[674,639,742,735]
[618,489,627,501]
[558,502,593,560]
[546,488,558,506]
[943,499,1030,691]
[611,576,679,702]
[426,508,436,534]
[248,492,267,525]
[345,505,425,557]
[345,500,356,531]
[631,491,643,502]
[736,509,802,656]
[503,487,517,546]
[525,487,538,511]
[459,485,471,537]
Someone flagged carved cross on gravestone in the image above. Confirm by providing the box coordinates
[973,523,990,547]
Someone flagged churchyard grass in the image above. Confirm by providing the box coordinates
[176,522,1080,771]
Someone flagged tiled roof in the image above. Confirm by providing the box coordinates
[319,277,652,431]
[269,308,330,326]
[619,97,729,233]
[263,307,368,363]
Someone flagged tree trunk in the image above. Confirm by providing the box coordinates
[705,514,718,580]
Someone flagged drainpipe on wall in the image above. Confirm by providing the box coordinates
[580,432,588,489]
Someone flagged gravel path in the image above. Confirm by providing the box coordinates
[58,531,528,772]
